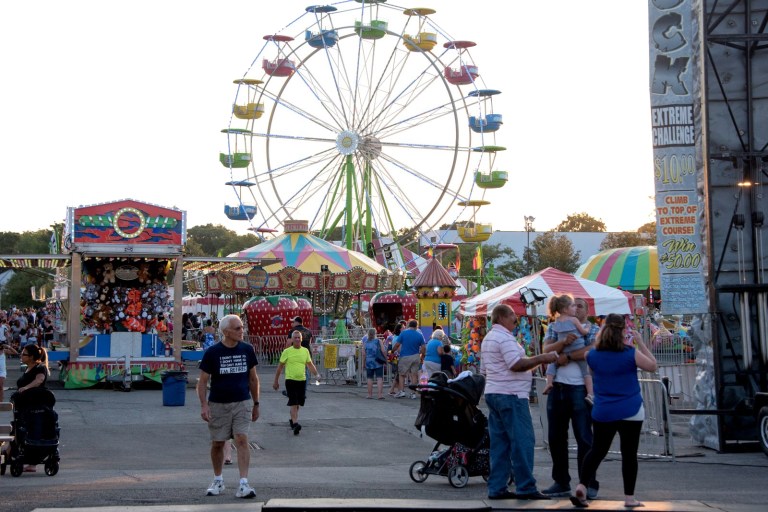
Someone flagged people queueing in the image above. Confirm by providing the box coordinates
[197,314,260,499]
[480,304,557,500]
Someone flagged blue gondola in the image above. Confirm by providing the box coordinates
[224,204,257,221]
[306,29,339,48]
[468,89,502,133]
[305,5,339,48]
[224,180,257,221]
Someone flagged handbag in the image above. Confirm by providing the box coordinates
[374,341,387,364]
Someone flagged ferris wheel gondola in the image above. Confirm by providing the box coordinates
[224,180,257,221]
[305,5,339,48]
[443,40,479,85]
[468,89,502,133]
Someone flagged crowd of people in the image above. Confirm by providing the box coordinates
[3,300,659,505]
[198,302,656,508]
[0,305,58,352]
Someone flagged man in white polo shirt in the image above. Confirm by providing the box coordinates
[481,304,557,501]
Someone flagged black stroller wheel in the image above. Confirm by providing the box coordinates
[44,460,59,476]
[409,460,429,483]
[448,464,470,488]
[10,461,23,477]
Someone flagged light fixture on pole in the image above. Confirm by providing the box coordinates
[320,264,330,328]
[524,216,535,274]
[518,286,547,356]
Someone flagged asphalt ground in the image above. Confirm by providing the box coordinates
[1,360,767,512]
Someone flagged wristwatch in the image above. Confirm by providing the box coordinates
[566,354,572,361]
[253,401,260,406]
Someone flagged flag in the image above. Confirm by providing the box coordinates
[49,229,59,254]
[455,252,461,272]
[427,246,433,259]
[472,246,482,270]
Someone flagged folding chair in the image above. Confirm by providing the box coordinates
[323,344,346,385]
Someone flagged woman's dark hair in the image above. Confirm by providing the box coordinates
[23,343,49,369]
[596,313,626,351]
[393,324,403,336]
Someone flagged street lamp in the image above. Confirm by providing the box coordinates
[524,216,535,274]
[320,264,330,330]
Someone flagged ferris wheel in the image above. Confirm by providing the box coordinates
[220,1,506,259]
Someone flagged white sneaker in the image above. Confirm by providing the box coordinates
[206,479,224,496]
[236,482,256,498]
[394,391,406,398]
[410,393,417,399]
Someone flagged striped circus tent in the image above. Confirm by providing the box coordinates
[460,267,634,317]
[575,246,659,293]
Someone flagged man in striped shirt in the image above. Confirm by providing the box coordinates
[481,304,558,501]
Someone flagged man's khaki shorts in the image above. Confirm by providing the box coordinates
[398,353,421,375]
[208,399,252,441]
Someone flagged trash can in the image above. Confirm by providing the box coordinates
[161,371,188,406]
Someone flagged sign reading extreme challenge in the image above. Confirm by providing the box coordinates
[648,0,707,314]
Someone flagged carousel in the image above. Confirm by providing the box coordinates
[228,220,403,336]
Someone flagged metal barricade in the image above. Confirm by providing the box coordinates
[311,341,362,385]
[650,334,697,438]
[637,376,675,459]
[246,334,287,366]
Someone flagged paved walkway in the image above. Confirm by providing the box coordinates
[0,361,765,512]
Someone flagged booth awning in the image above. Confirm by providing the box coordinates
[0,254,280,273]
[0,255,72,269]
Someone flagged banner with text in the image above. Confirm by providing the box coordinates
[649,0,707,314]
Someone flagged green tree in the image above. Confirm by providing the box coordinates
[457,243,525,286]
[599,222,657,251]
[183,238,205,257]
[556,213,607,232]
[0,232,21,254]
[0,229,58,307]
[187,224,260,257]
[530,231,581,273]
[16,229,53,254]
[2,269,53,308]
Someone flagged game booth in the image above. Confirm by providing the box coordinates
[26,199,273,389]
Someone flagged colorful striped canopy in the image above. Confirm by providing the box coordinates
[231,231,389,275]
[460,267,634,317]
[575,246,659,293]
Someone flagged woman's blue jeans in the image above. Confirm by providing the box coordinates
[485,393,538,496]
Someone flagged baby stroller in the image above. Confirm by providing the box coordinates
[409,372,490,488]
[0,387,60,477]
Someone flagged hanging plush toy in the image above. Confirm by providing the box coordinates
[101,262,116,285]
